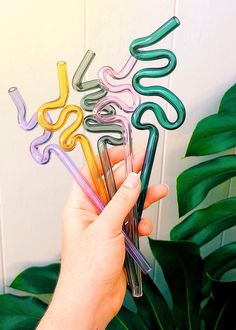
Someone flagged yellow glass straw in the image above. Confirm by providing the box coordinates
[37,62,108,203]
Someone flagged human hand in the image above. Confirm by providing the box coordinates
[37,147,168,330]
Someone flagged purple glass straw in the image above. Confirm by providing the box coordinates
[8,87,151,275]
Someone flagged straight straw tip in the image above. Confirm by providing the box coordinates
[8,87,17,93]
[173,16,180,26]
[87,49,96,56]
[57,61,67,67]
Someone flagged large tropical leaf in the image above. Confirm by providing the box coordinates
[171,197,236,246]
[135,274,175,330]
[185,83,236,156]
[201,279,236,330]
[107,307,148,330]
[0,294,47,329]
[149,239,202,330]
[201,242,236,297]
[218,83,236,113]
[10,263,60,294]
[177,155,236,217]
[185,112,236,156]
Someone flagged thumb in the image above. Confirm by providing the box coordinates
[95,172,141,237]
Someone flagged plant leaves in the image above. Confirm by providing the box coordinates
[0,294,47,329]
[218,83,236,113]
[171,197,236,246]
[107,307,148,330]
[201,279,236,330]
[135,274,175,330]
[185,83,236,157]
[202,242,236,297]
[149,239,202,330]
[10,263,60,294]
[185,113,236,156]
[177,155,236,217]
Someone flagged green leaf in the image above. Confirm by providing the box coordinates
[0,294,47,329]
[185,83,236,157]
[10,263,60,294]
[135,274,175,330]
[201,279,236,330]
[218,83,236,113]
[149,239,202,330]
[107,307,148,330]
[171,197,236,246]
[202,242,236,297]
[177,155,236,217]
[185,113,236,156]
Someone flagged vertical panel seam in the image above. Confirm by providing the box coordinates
[154,0,178,280]
[82,0,87,161]
[0,190,6,293]
[157,0,178,239]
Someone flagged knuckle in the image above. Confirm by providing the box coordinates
[112,188,130,205]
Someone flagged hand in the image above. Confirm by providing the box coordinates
[37,147,168,329]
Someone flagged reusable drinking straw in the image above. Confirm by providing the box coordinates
[72,49,110,112]
[84,112,123,195]
[72,51,126,195]
[130,16,186,220]
[37,61,108,203]
[93,56,146,296]
[94,96,143,297]
[98,56,140,113]
[84,114,143,295]
[95,61,141,247]
[8,87,151,277]
[72,53,144,296]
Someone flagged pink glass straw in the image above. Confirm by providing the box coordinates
[94,96,143,296]
[98,56,140,113]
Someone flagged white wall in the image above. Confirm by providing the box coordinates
[1,0,236,292]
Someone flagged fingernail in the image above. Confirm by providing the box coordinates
[123,172,140,188]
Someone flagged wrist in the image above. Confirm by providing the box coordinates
[38,274,101,329]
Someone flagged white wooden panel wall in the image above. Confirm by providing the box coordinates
[1,0,236,293]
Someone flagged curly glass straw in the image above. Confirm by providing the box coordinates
[36,61,108,203]
[72,50,109,112]
[84,114,141,290]
[94,96,143,297]
[130,16,186,221]
[72,52,145,296]
[83,110,123,196]
[8,87,151,278]
[98,56,140,113]
[95,57,144,296]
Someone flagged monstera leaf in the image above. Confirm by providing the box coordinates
[10,263,60,294]
[177,155,236,217]
[174,82,236,328]
[185,112,236,156]
[186,83,236,157]
[171,197,236,246]
[135,274,175,330]
[201,279,236,330]
[0,294,47,329]
[149,239,202,330]
[201,242,236,297]
[107,239,203,330]
[218,83,236,113]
